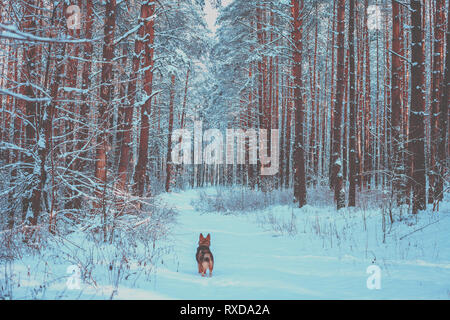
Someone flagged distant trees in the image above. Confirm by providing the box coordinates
[210,0,448,212]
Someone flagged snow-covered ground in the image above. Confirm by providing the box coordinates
[2,187,450,299]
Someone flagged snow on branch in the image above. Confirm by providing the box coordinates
[0,88,51,103]
[0,23,100,44]
[388,49,412,65]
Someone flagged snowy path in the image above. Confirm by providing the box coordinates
[144,189,450,300]
[5,188,449,299]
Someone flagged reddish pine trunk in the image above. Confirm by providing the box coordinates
[363,0,372,189]
[309,12,319,185]
[46,40,66,232]
[248,63,255,188]
[115,44,129,162]
[133,2,156,197]
[434,3,449,206]
[7,48,19,229]
[94,0,116,210]
[348,0,357,207]
[391,0,406,203]
[64,1,81,210]
[384,9,392,189]
[20,0,39,224]
[291,0,306,207]
[428,0,445,204]
[308,53,316,185]
[117,10,145,192]
[329,0,337,188]
[174,67,190,185]
[78,0,94,167]
[285,80,292,188]
[181,67,190,130]
[257,4,271,190]
[356,5,364,190]
[409,0,427,214]
[313,8,319,180]
[279,73,286,189]
[165,74,176,192]
[343,46,349,184]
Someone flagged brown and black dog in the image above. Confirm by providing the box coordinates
[196,233,214,277]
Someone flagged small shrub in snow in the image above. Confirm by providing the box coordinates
[192,187,294,214]
[0,200,176,299]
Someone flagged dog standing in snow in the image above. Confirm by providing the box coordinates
[196,233,214,277]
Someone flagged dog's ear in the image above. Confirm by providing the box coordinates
[199,233,204,240]
[206,234,210,240]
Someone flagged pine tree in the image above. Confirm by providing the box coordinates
[291,0,306,208]
[348,0,357,207]
[409,0,427,214]
[331,0,346,210]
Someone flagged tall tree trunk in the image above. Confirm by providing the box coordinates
[363,0,372,189]
[309,10,319,185]
[329,0,337,188]
[64,1,81,210]
[75,0,94,209]
[428,0,445,204]
[434,2,449,207]
[165,74,176,192]
[291,0,306,207]
[94,0,116,214]
[331,0,346,210]
[409,0,427,214]
[77,0,93,155]
[391,0,406,204]
[46,40,66,233]
[285,79,292,188]
[117,7,146,192]
[348,0,357,207]
[20,0,39,225]
[133,1,156,198]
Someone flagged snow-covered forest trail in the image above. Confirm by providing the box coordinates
[149,189,450,299]
[3,187,450,300]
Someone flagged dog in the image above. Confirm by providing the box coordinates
[196,233,214,277]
